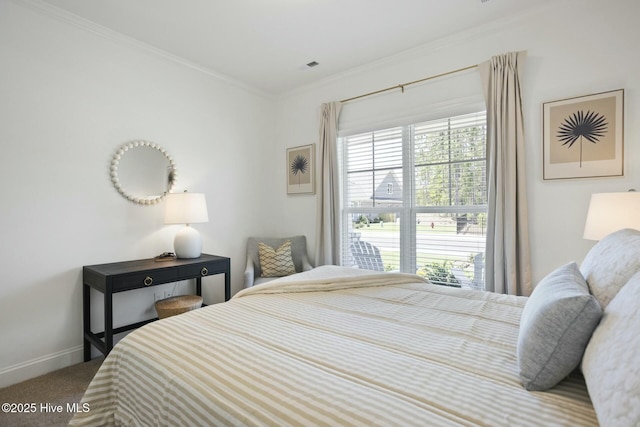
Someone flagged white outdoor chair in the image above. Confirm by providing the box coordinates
[350,241,385,271]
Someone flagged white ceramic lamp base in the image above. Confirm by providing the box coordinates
[173,225,202,259]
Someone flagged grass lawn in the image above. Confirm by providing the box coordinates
[351,218,483,283]
[354,221,457,234]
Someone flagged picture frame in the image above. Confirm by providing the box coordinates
[287,144,315,194]
[543,89,624,180]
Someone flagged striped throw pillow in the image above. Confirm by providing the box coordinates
[258,240,296,277]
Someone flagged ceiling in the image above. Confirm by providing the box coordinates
[41,0,547,95]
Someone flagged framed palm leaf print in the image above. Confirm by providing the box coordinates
[543,89,624,180]
[287,144,315,194]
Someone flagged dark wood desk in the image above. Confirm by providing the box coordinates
[82,254,230,361]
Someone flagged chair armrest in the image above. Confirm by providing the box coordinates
[301,255,314,272]
[244,258,255,288]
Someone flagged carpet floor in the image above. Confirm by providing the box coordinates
[0,358,103,427]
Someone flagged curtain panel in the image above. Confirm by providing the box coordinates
[315,101,343,266]
[478,51,532,296]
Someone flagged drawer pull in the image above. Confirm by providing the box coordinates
[201,267,209,276]
[144,276,153,286]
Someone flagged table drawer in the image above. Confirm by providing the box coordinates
[179,260,227,279]
[112,269,178,292]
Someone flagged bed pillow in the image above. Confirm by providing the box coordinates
[517,262,602,391]
[582,271,640,427]
[258,240,296,278]
[580,228,640,309]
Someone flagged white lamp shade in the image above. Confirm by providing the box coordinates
[583,192,640,240]
[164,192,209,225]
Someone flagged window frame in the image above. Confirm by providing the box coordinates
[339,110,487,286]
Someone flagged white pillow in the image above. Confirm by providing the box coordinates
[580,228,640,309]
[582,271,640,427]
[517,262,602,391]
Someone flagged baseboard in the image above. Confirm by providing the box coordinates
[0,345,84,388]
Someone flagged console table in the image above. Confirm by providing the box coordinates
[82,254,230,361]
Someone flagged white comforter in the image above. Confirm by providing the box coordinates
[70,266,597,426]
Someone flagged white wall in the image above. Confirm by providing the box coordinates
[272,0,640,284]
[0,0,274,386]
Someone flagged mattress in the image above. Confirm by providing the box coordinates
[70,266,597,426]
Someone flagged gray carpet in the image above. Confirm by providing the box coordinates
[0,358,103,427]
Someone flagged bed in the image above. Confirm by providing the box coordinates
[70,229,640,427]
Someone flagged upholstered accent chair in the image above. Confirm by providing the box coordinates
[244,235,314,288]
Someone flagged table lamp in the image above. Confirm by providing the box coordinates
[164,191,209,258]
[583,191,640,240]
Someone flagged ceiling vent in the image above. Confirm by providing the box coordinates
[299,61,319,70]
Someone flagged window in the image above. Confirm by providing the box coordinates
[340,111,487,289]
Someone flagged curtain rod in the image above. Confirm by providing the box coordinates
[340,64,478,104]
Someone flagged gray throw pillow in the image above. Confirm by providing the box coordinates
[517,262,602,391]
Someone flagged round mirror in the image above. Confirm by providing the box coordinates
[110,140,177,204]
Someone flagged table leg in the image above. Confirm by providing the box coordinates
[83,283,91,362]
[104,289,113,355]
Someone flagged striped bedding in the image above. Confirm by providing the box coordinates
[70,266,598,426]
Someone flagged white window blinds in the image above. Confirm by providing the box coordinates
[340,111,487,289]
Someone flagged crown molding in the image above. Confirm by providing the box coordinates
[279,2,558,102]
[10,0,273,100]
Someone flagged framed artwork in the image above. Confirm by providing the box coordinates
[543,89,624,180]
[287,144,315,194]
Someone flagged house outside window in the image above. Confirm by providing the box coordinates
[340,111,487,289]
